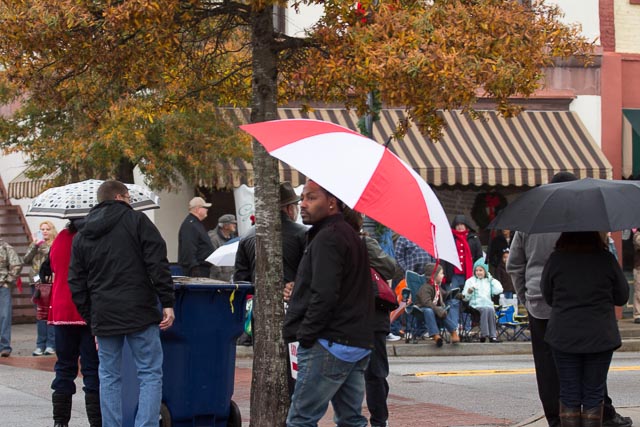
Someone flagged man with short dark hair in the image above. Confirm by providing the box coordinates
[284,180,373,427]
[69,179,175,427]
[178,196,214,277]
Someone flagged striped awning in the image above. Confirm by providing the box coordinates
[7,167,59,199]
[208,108,611,188]
[381,109,612,186]
[8,108,612,197]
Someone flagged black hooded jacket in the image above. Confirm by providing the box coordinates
[68,200,175,336]
[283,214,374,349]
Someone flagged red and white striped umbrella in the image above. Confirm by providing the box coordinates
[240,119,459,268]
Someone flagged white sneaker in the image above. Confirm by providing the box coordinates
[386,333,401,342]
[44,347,56,355]
[32,348,44,356]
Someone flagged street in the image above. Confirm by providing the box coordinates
[385,352,640,426]
[2,337,639,427]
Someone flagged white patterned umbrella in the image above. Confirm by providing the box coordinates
[26,179,160,219]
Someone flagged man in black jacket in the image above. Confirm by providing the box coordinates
[178,196,214,277]
[234,181,306,284]
[69,180,175,427]
[234,182,306,348]
[283,180,373,427]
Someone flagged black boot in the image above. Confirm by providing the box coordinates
[582,403,604,427]
[52,392,72,427]
[559,401,581,427]
[85,392,102,427]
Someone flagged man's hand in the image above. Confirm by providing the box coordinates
[159,308,175,330]
[283,282,294,302]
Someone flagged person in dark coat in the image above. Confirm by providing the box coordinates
[541,231,629,427]
[441,214,483,332]
[178,196,214,277]
[233,181,306,349]
[343,206,397,427]
[487,229,511,270]
[283,180,373,427]
[68,180,175,427]
[234,182,306,284]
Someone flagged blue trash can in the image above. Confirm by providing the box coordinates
[121,280,253,427]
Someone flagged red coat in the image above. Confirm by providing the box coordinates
[48,229,85,325]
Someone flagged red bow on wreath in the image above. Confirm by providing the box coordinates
[485,193,501,222]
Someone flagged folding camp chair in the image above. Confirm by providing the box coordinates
[496,304,530,341]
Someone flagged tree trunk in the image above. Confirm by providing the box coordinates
[115,157,135,184]
[249,6,290,427]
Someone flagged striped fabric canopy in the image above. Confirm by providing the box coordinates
[8,108,612,197]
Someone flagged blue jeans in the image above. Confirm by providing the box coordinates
[52,325,99,395]
[552,348,613,409]
[420,307,457,336]
[36,320,56,350]
[0,287,12,353]
[97,325,163,427]
[443,274,465,330]
[287,342,369,427]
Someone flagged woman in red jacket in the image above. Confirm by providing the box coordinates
[48,220,101,427]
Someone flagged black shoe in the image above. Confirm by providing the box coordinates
[634,318,640,324]
[603,413,633,427]
[489,337,501,343]
[480,337,486,343]
[435,337,443,347]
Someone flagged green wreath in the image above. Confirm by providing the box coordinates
[471,191,508,229]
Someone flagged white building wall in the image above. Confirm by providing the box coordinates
[547,0,600,43]
[570,95,602,148]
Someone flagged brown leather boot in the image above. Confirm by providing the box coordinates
[559,401,581,427]
[450,330,460,343]
[582,403,604,427]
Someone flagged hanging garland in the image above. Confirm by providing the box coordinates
[471,191,508,229]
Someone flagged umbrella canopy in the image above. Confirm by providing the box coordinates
[26,179,160,219]
[206,240,240,267]
[239,119,459,268]
[488,178,640,233]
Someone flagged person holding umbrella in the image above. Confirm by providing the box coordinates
[48,219,101,427]
[506,171,632,427]
[283,180,373,427]
[541,231,629,426]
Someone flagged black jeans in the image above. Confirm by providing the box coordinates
[552,349,613,409]
[51,325,99,395]
[365,331,390,427]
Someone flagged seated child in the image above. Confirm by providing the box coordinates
[462,259,503,343]
[414,263,460,347]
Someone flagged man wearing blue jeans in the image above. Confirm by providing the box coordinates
[283,181,374,427]
[0,238,22,357]
[69,180,175,427]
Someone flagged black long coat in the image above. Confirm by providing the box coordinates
[541,249,629,353]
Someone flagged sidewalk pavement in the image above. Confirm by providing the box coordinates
[2,321,640,426]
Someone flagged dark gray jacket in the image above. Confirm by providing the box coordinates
[69,201,174,336]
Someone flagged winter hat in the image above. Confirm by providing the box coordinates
[451,214,474,231]
[473,258,490,277]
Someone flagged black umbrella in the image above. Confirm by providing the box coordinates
[488,178,640,234]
